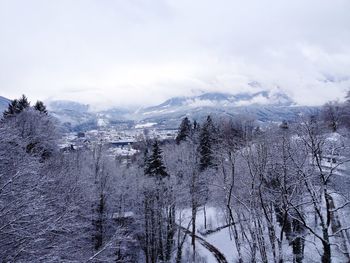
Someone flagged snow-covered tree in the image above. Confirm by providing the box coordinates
[144,140,168,179]
[2,94,30,119]
[176,117,192,144]
[321,101,343,132]
[34,100,48,114]
[198,115,216,172]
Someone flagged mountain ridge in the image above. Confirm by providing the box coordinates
[140,90,295,115]
[0,90,319,130]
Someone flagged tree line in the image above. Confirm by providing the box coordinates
[1,94,350,262]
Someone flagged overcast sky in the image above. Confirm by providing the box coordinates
[0,0,350,109]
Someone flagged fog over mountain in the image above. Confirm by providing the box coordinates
[14,89,312,130]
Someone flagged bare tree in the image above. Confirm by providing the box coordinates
[321,101,343,132]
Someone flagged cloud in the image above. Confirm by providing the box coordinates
[0,0,349,107]
[235,95,270,107]
[187,99,217,108]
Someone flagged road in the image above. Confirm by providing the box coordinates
[178,224,228,263]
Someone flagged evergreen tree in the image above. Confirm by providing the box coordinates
[193,120,200,132]
[3,99,19,118]
[34,101,48,114]
[280,120,289,130]
[17,94,30,110]
[145,141,168,179]
[176,117,192,144]
[198,116,216,172]
[3,95,30,118]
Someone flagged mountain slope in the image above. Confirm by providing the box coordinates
[45,90,318,130]
[0,96,11,114]
[135,90,312,127]
[141,90,294,114]
[47,100,133,131]
[140,90,294,115]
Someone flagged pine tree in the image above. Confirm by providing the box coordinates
[34,101,48,114]
[280,120,289,130]
[176,117,192,144]
[3,95,30,119]
[145,141,168,179]
[17,95,30,110]
[3,99,19,118]
[193,120,200,132]
[198,116,216,172]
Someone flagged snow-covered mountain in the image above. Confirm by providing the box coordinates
[47,100,133,131]
[46,100,95,131]
[1,90,318,130]
[46,90,318,130]
[47,100,90,113]
[143,90,294,112]
[0,96,11,114]
[136,90,316,127]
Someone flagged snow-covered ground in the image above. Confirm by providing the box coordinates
[178,206,237,262]
[177,203,350,263]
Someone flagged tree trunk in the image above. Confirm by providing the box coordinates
[321,240,331,263]
[145,196,150,263]
[191,171,197,261]
[204,205,207,230]
[191,204,197,261]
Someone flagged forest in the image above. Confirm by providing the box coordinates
[1,94,350,263]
